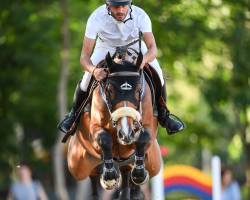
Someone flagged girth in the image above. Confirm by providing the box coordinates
[113,151,136,169]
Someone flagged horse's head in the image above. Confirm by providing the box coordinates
[104,52,143,145]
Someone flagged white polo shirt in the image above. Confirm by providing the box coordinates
[85,5,152,48]
[80,4,164,91]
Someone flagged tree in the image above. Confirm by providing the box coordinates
[52,0,70,199]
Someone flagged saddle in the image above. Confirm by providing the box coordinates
[143,63,163,116]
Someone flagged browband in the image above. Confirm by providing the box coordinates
[108,72,140,77]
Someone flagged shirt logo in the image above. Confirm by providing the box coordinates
[121,82,132,90]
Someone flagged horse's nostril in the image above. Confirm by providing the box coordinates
[130,130,134,138]
[119,130,124,139]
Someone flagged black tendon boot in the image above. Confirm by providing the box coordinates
[157,81,185,135]
[57,81,87,134]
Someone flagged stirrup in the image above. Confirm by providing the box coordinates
[57,116,69,133]
[166,113,186,135]
[61,121,78,143]
[57,113,78,134]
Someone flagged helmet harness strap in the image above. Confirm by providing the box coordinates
[106,4,133,24]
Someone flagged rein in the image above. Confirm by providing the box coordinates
[62,32,143,143]
[62,80,99,143]
[114,31,142,60]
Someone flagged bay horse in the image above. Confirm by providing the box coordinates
[67,52,162,199]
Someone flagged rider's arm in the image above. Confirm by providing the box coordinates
[80,36,95,73]
[80,36,107,81]
[141,32,158,69]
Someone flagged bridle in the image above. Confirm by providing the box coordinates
[113,31,142,61]
[62,30,144,143]
[100,69,144,132]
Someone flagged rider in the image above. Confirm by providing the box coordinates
[57,0,185,135]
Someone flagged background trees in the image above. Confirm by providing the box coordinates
[0,0,249,198]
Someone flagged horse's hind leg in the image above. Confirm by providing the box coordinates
[117,166,130,200]
[131,129,150,185]
[89,166,100,200]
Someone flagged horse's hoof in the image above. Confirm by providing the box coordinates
[131,169,149,186]
[100,174,118,190]
[131,191,145,200]
[130,185,145,200]
[118,187,130,200]
[90,195,99,200]
[100,171,121,190]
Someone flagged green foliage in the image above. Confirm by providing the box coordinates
[0,0,61,186]
[228,134,243,162]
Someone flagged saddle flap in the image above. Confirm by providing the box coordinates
[143,64,163,103]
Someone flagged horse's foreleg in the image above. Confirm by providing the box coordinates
[97,131,119,190]
[131,129,150,185]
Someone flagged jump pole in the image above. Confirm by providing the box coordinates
[211,155,221,200]
[151,159,164,200]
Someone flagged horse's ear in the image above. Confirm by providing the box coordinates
[133,51,143,71]
[105,52,113,69]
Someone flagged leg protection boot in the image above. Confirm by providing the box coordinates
[157,81,185,135]
[57,81,87,134]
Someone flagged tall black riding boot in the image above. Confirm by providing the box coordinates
[157,81,185,135]
[57,81,87,134]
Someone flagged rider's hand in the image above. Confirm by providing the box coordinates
[140,59,146,70]
[92,68,108,81]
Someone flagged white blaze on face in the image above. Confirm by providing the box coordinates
[121,102,129,137]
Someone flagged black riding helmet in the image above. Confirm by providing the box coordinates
[105,0,132,6]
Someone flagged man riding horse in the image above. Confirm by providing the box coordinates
[58,0,185,136]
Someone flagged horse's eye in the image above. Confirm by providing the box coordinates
[108,87,115,100]
[108,85,114,94]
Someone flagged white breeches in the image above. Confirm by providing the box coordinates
[80,41,164,91]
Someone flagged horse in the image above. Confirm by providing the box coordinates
[67,52,162,200]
